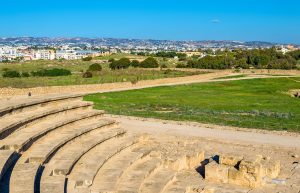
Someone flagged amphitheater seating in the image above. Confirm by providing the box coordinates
[0,94,205,193]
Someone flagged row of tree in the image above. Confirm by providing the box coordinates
[181,48,299,70]
[2,68,72,78]
[109,57,159,70]
[135,51,187,60]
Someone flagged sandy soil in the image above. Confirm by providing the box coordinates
[108,115,300,148]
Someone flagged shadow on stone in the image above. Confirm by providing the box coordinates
[0,154,20,193]
[196,155,219,178]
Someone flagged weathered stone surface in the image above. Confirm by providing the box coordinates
[219,154,243,167]
[239,157,263,175]
[261,158,281,178]
[228,167,261,188]
[186,151,205,169]
[205,154,281,189]
[205,161,230,183]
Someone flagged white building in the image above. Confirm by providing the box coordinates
[55,50,79,60]
[33,50,56,60]
[0,46,18,60]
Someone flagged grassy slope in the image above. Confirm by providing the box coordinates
[85,77,300,132]
[0,54,199,88]
[0,69,200,88]
[213,74,247,80]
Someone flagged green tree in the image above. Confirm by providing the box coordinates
[88,63,102,72]
[139,57,159,68]
[109,58,131,70]
[3,70,21,78]
[21,72,30,77]
[82,56,93,61]
[82,71,93,78]
[31,68,71,77]
[131,60,140,67]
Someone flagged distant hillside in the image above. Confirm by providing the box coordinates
[0,37,290,48]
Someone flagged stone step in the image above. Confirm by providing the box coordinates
[115,154,162,193]
[67,134,142,192]
[0,150,18,180]
[40,127,126,193]
[20,118,118,164]
[0,100,93,139]
[9,162,41,193]
[0,109,104,151]
[38,175,66,193]
[9,119,118,193]
[139,168,176,193]
[162,170,203,193]
[0,94,83,118]
[90,145,153,193]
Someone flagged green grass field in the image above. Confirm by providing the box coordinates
[0,68,201,88]
[0,54,200,88]
[85,77,300,132]
[213,74,247,80]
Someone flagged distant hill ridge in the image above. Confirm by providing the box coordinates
[0,37,291,48]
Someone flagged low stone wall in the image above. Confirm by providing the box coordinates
[205,154,281,188]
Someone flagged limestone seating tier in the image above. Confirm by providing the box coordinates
[116,153,162,193]
[0,109,104,183]
[0,94,83,117]
[139,168,176,193]
[0,109,104,152]
[46,128,125,176]
[20,118,118,164]
[67,134,143,192]
[89,147,153,193]
[162,170,203,193]
[40,127,126,193]
[10,119,118,193]
[0,150,18,180]
[9,162,41,193]
[0,100,93,139]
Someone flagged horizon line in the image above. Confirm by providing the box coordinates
[0,36,298,45]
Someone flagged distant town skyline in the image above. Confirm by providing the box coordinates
[1,0,300,44]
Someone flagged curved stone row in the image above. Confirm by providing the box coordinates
[0,95,206,193]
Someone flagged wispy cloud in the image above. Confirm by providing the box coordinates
[211,19,221,24]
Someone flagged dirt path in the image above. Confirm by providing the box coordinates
[1,70,299,99]
[109,115,300,148]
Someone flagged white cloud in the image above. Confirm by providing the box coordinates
[211,19,221,24]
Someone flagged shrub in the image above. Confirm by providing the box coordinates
[88,63,102,72]
[176,63,187,68]
[160,64,168,69]
[82,56,93,61]
[139,57,159,68]
[288,50,300,60]
[108,58,115,63]
[82,71,93,78]
[2,70,21,78]
[130,77,139,85]
[131,60,140,67]
[163,69,173,74]
[109,58,131,70]
[31,68,71,77]
[21,72,30,77]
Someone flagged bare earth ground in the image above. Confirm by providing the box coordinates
[109,115,300,193]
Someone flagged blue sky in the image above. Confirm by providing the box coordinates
[0,0,300,43]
